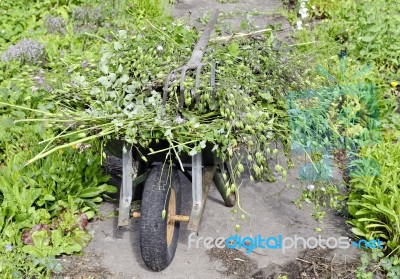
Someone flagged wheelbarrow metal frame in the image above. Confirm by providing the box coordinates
[117,143,215,233]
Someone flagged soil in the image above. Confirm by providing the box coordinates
[55,251,111,279]
[207,246,258,278]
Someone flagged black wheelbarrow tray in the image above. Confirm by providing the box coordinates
[105,10,236,272]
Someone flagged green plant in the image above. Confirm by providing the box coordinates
[348,140,400,254]
[380,254,400,278]
[355,250,400,279]
[295,183,346,222]
[0,125,116,276]
[281,2,400,277]
[294,0,400,84]
[355,252,375,279]
[288,57,380,222]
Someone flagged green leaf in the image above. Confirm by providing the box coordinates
[64,243,82,254]
[228,42,240,57]
[98,184,118,193]
[79,187,104,198]
[57,6,69,20]
[120,74,129,84]
[352,227,366,237]
[44,194,55,201]
[114,42,122,51]
[361,36,374,42]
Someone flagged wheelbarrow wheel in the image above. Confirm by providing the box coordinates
[140,164,181,271]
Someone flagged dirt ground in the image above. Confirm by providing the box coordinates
[57,1,363,278]
[58,153,361,279]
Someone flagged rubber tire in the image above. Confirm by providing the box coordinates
[139,165,181,271]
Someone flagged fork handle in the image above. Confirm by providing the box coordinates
[186,9,219,67]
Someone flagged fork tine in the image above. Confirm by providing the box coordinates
[179,66,188,109]
[210,62,216,100]
[194,63,203,105]
[163,68,182,107]
[163,10,219,110]
[163,69,176,106]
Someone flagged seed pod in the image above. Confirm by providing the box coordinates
[141,156,148,162]
[230,183,236,192]
[226,187,231,198]
[162,209,166,220]
[275,164,283,172]
[235,224,240,232]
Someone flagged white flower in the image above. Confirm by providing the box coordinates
[312,5,316,10]
[156,45,164,52]
[4,244,12,252]
[299,7,309,19]
[320,187,326,192]
[296,20,303,30]
[175,115,185,124]
[307,184,315,191]
[300,2,306,8]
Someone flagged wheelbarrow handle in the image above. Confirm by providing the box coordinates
[186,9,219,67]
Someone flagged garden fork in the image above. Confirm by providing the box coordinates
[162,10,219,108]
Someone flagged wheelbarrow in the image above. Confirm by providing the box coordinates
[106,10,236,272]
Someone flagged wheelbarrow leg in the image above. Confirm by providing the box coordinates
[187,153,216,232]
[191,153,202,211]
[118,143,133,227]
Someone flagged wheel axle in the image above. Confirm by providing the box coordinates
[132,211,189,222]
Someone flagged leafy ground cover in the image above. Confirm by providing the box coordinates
[0,0,127,276]
[286,0,400,277]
